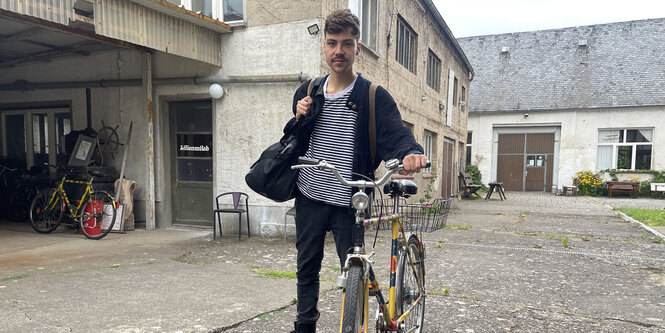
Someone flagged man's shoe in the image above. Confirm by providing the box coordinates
[290,321,316,333]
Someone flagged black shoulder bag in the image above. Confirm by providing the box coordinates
[244,78,318,202]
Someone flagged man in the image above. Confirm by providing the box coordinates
[285,9,427,333]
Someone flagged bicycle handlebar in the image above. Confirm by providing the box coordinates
[291,157,430,190]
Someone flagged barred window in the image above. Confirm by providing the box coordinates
[426,50,441,91]
[396,17,417,73]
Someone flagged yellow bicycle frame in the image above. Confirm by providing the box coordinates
[339,212,425,333]
[49,176,95,218]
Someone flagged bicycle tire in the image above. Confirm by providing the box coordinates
[395,235,426,333]
[29,188,64,233]
[80,191,116,240]
[340,263,366,333]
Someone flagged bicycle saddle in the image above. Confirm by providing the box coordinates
[383,179,418,197]
[88,170,105,177]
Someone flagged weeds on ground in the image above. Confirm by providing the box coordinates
[249,265,297,279]
[428,287,451,296]
[614,207,665,227]
[445,224,472,230]
[1,273,28,281]
[545,232,570,248]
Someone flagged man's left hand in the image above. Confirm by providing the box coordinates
[400,154,428,175]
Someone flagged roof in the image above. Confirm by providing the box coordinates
[422,0,474,77]
[457,18,665,113]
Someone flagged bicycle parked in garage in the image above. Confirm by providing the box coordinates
[29,165,118,240]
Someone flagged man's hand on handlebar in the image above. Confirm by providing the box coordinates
[400,153,428,175]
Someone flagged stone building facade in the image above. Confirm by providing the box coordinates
[0,0,472,237]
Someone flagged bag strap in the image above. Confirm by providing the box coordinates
[369,83,378,166]
[307,78,316,97]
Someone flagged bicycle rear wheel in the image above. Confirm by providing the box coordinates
[29,188,64,233]
[340,263,366,333]
[80,191,116,240]
[395,235,426,333]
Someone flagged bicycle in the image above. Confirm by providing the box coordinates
[292,157,429,333]
[29,165,117,240]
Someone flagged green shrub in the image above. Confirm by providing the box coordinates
[465,164,483,185]
[574,170,605,196]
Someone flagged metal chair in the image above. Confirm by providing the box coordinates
[284,206,296,243]
[213,192,250,240]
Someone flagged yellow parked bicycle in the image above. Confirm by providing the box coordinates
[292,158,429,333]
[29,165,117,240]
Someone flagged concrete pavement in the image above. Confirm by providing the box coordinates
[1,192,664,332]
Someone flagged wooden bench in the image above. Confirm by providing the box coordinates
[606,181,639,198]
[459,172,482,199]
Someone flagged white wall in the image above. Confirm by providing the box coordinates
[468,106,665,189]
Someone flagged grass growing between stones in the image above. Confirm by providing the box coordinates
[1,273,28,281]
[545,232,570,248]
[615,207,665,227]
[445,224,472,230]
[429,287,451,296]
[249,265,297,279]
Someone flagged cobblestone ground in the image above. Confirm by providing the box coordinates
[203,192,665,332]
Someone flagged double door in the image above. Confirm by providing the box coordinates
[497,133,554,191]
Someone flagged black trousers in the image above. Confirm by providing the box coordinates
[295,191,354,325]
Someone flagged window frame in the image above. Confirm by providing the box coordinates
[426,49,441,91]
[166,0,244,24]
[597,128,653,170]
[423,130,435,173]
[466,132,472,166]
[395,16,417,74]
[452,76,458,106]
[349,0,379,52]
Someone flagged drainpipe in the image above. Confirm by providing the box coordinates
[143,52,156,231]
[0,73,311,91]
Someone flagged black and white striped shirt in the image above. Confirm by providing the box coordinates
[297,77,358,207]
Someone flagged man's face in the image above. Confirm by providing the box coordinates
[323,28,360,75]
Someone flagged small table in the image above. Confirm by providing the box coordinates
[563,185,577,196]
[485,182,506,200]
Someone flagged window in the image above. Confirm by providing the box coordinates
[597,129,653,170]
[403,121,414,133]
[460,85,466,112]
[466,132,472,166]
[349,0,378,51]
[396,17,417,73]
[426,50,441,91]
[452,76,458,106]
[1,109,71,169]
[423,130,435,173]
[166,0,244,23]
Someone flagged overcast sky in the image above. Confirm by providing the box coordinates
[431,0,665,37]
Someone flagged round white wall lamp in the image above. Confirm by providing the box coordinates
[209,84,224,99]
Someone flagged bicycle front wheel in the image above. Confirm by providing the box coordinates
[80,191,116,240]
[29,188,64,233]
[395,235,426,333]
[340,263,366,333]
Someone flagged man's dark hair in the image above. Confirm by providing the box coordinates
[324,9,360,39]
